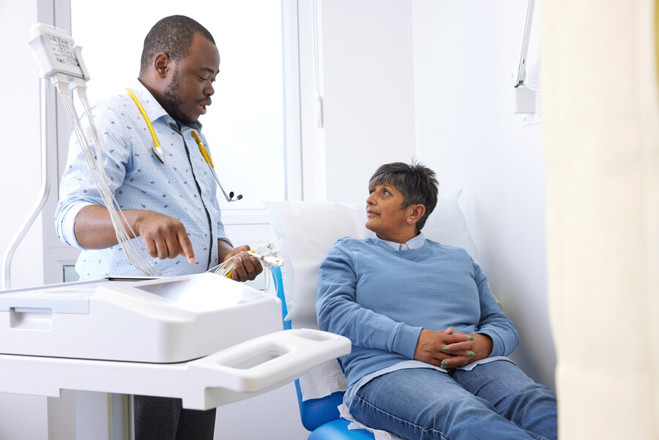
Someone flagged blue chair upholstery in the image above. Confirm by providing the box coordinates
[308,419,376,440]
[271,267,374,439]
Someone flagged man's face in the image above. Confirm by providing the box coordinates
[162,32,220,125]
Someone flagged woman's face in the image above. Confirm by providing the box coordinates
[365,182,413,242]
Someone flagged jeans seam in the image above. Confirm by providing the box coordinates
[353,394,449,440]
[523,430,550,440]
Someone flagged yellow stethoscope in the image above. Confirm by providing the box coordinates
[126,88,242,202]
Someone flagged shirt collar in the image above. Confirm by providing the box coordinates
[128,81,203,132]
[377,232,426,251]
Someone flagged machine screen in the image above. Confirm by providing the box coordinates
[135,275,263,312]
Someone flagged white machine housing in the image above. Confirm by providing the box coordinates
[28,23,89,79]
[0,273,351,411]
[0,273,283,363]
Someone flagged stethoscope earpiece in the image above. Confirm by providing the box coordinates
[228,192,243,201]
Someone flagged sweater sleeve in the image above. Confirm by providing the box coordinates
[316,239,422,360]
[473,261,520,356]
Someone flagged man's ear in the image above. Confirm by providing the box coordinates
[153,52,171,78]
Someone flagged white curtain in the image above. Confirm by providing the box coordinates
[543,0,659,438]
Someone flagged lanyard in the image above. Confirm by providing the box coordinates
[126,88,164,163]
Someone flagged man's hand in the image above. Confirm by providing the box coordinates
[414,327,493,369]
[220,244,263,282]
[133,211,195,264]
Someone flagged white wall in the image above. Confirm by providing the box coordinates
[412,0,554,388]
[321,0,417,203]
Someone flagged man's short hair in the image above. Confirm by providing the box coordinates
[368,161,439,231]
[140,15,215,74]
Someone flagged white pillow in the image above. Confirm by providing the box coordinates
[424,191,480,261]
[267,192,478,329]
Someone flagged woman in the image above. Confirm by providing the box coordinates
[316,162,557,440]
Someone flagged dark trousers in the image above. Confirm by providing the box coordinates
[134,395,216,440]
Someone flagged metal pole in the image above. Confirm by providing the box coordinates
[2,76,52,289]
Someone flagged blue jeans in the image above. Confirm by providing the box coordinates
[349,361,557,440]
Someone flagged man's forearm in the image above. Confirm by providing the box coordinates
[74,205,138,249]
[75,206,195,262]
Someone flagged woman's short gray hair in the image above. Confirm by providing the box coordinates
[368,161,439,231]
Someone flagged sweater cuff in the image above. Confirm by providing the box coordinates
[479,330,505,357]
[392,324,423,359]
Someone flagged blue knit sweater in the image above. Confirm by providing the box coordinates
[316,237,519,387]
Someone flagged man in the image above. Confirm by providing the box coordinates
[55,15,261,440]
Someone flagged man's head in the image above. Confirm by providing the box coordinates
[139,15,219,125]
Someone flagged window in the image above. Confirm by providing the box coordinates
[70,0,287,211]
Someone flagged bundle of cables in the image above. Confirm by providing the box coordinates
[53,73,160,276]
[208,243,284,292]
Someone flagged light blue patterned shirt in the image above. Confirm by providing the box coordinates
[55,82,231,279]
